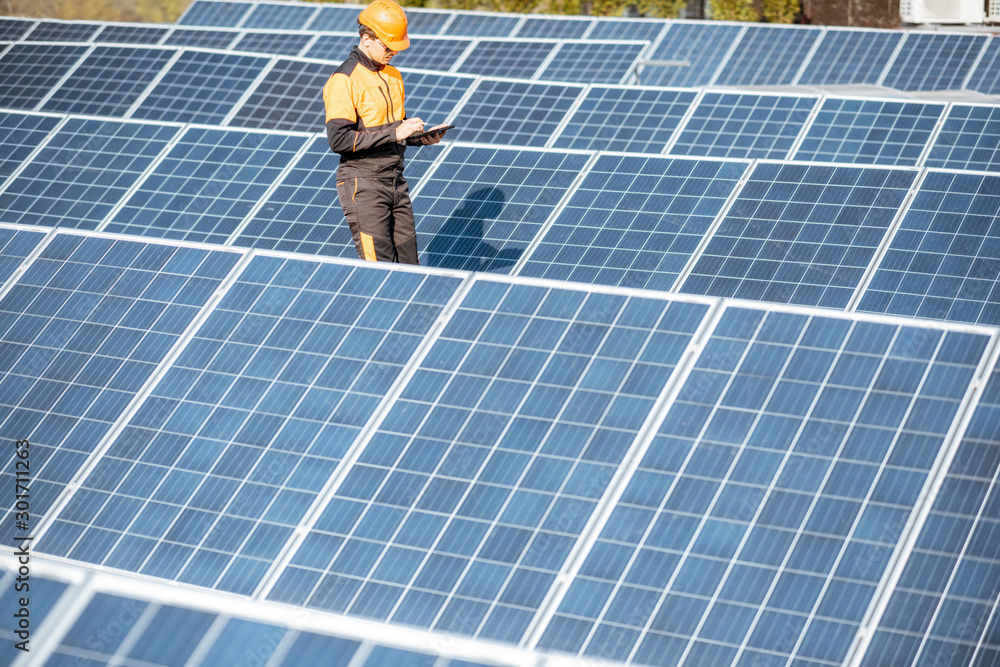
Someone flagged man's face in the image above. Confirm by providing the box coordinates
[361,34,396,65]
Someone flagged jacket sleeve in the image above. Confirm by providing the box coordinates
[323,72,398,154]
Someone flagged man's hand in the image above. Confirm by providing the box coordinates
[412,124,450,145]
[395,117,425,140]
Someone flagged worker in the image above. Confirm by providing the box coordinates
[322,0,450,264]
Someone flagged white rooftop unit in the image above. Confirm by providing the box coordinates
[900,0,984,23]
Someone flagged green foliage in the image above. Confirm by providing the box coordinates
[762,0,798,22]
[635,0,685,18]
[708,0,758,21]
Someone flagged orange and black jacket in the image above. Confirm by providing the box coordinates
[323,46,414,177]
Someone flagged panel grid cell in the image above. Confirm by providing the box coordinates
[639,23,743,88]
[553,87,696,154]
[41,46,175,117]
[588,19,666,43]
[0,43,89,110]
[797,29,903,86]
[178,0,253,27]
[880,33,988,92]
[516,17,592,40]
[714,26,821,87]
[446,14,521,38]
[966,38,1000,95]
[229,58,331,132]
[232,32,314,57]
[307,5,365,32]
[0,111,63,185]
[402,72,472,126]
[861,363,1000,667]
[93,24,171,44]
[520,155,746,291]
[449,80,584,148]
[24,21,101,42]
[538,307,989,667]
[857,170,1000,327]
[104,127,307,245]
[668,93,817,161]
[925,105,1000,173]
[303,34,360,61]
[268,280,710,643]
[241,3,319,30]
[131,51,271,125]
[455,40,556,78]
[0,19,38,42]
[162,28,239,49]
[389,38,472,72]
[0,234,242,543]
[680,163,916,308]
[538,42,648,85]
[793,99,944,167]
[412,145,591,272]
[42,256,462,595]
[405,11,453,36]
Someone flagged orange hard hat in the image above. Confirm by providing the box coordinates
[358,0,410,51]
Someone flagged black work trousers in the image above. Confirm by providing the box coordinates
[337,172,419,264]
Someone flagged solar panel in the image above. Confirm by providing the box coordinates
[412,146,591,272]
[43,255,462,594]
[130,51,271,125]
[267,279,711,643]
[0,111,63,184]
[639,22,743,88]
[0,571,67,664]
[24,20,101,42]
[925,104,1000,173]
[966,38,1000,95]
[0,118,180,230]
[856,170,1000,327]
[405,10,454,36]
[714,25,822,87]
[446,14,521,38]
[307,4,364,32]
[302,33,359,61]
[519,155,748,291]
[455,40,557,79]
[0,18,35,41]
[680,162,916,308]
[162,28,239,49]
[589,18,666,43]
[448,80,584,148]
[178,0,253,27]
[515,17,593,40]
[41,46,175,117]
[792,98,945,167]
[537,41,648,85]
[104,126,309,245]
[391,37,472,72]
[796,28,903,86]
[228,58,330,132]
[401,71,471,126]
[860,362,1000,667]
[232,138,443,257]
[0,234,242,542]
[538,308,991,665]
[0,43,88,110]
[552,87,697,154]
[668,93,817,161]
[0,225,47,288]
[880,33,988,92]
[241,2,319,31]
[94,24,171,44]
[232,31,313,56]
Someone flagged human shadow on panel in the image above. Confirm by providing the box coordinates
[421,187,523,272]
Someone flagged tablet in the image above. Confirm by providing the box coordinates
[410,124,455,140]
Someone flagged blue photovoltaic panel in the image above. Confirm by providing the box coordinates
[303,33,360,61]
[390,37,471,72]
[44,256,461,595]
[857,171,1000,327]
[241,3,318,30]
[274,631,361,665]
[797,29,903,86]
[233,32,314,57]
[229,59,330,132]
[0,18,37,41]
[105,127,308,245]
[793,98,944,167]
[516,17,592,40]
[519,155,747,291]
[538,42,647,85]
[0,112,62,184]
[162,28,239,49]
[456,40,556,79]
[307,5,364,32]
[412,145,591,272]
[881,33,988,92]
[0,118,180,230]
[861,364,1000,667]
[925,105,1000,173]
[539,307,989,666]
[268,280,710,643]
[966,38,1000,95]
[715,26,822,87]
[41,46,175,117]
[178,0,252,27]
[0,572,67,665]
[639,23,743,88]
[24,20,100,42]
[131,51,271,125]
[401,71,470,126]
[232,138,443,256]
[0,44,88,110]
[589,19,666,43]
[0,227,47,286]
[681,163,916,308]
[669,93,817,161]
[0,235,241,543]
[93,24,171,44]
[405,11,453,36]
[553,87,695,155]
[449,80,584,147]
[446,14,520,38]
